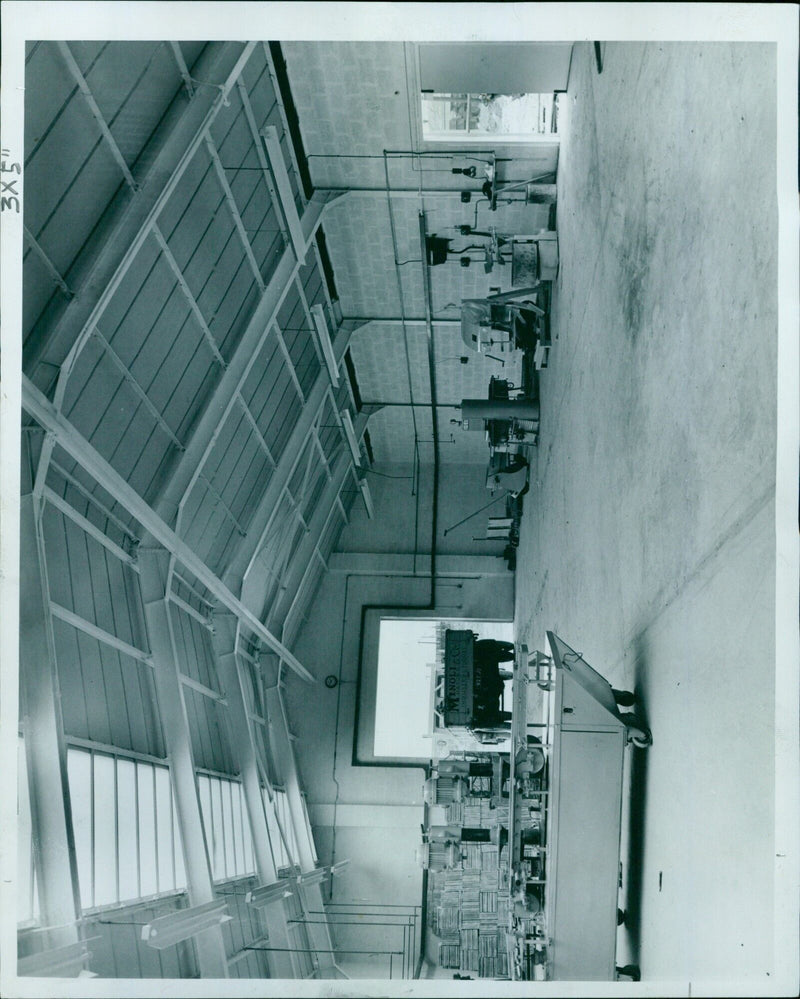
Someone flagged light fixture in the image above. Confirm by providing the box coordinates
[341,410,362,468]
[297,867,330,887]
[245,879,295,907]
[311,303,340,388]
[18,940,98,978]
[359,478,375,520]
[141,900,232,949]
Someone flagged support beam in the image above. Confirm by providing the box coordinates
[18,496,82,949]
[24,42,253,376]
[137,548,229,979]
[21,376,314,683]
[23,225,74,299]
[261,125,306,263]
[223,321,359,599]
[211,614,297,978]
[42,486,138,570]
[343,316,461,328]
[57,41,138,191]
[264,683,337,974]
[151,196,329,531]
[270,422,365,637]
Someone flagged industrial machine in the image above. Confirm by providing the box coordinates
[461,377,540,456]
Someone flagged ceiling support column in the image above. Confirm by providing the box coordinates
[18,495,82,952]
[210,613,297,978]
[138,548,229,979]
[264,683,337,976]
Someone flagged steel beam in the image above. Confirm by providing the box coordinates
[23,225,74,299]
[264,683,336,973]
[151,197,328,531]
[18,496,82,948]
[205,134,266,292]
[57,41,138,191]
[270,421,366,637]
[152,225,226,368]
[261,125,306,264]
[42,486,138,570]
[236,76,289,243]
[211,614,297,977]
[21,376,314,683]
[137,547,229,978]
[343,316,461,328]
[49,602,152,665]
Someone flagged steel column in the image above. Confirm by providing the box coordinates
[210,613,297,978]
[151,198,327,531]
[264,684,337,973]
[138,547,229,978]
[18,496,82,949]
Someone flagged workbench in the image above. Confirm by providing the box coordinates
[507,633,650,981]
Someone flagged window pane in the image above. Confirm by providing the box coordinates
[263,790,283,869]
[222,782,235,877]
[210,778,225,880]
[137,763,157,897]
[67,749,92,909]
[116,758,138,902]
[302,795,317,864]
[155,766,174,892]
[93,754,117,906]
[17,738,34,923]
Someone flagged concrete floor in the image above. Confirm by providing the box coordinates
[515,42,778,989]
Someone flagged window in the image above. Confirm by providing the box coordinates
[374,618,514,759]
[421,92,560,141]
[65,746,187,910]
[300,793,317,865]
[262,787,299,872]
[196,773,256,882]
[17,736,39,925]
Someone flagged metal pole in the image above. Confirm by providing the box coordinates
[138,548,229,978]
[18,496,82,948]
[245,947,402,955]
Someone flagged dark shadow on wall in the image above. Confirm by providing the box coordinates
[620,629,652,968]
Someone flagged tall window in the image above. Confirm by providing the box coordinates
[262,787,300,871]
[66,746,188,909]
[17,736,39,925]
[196,773,256,883]
[421,92,560,141]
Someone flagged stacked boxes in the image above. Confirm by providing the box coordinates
[425,761,514,978]
[439,943,461,969]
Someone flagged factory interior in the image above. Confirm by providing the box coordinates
[5,20,797,998]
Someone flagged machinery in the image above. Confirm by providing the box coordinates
[462,379,540,449]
